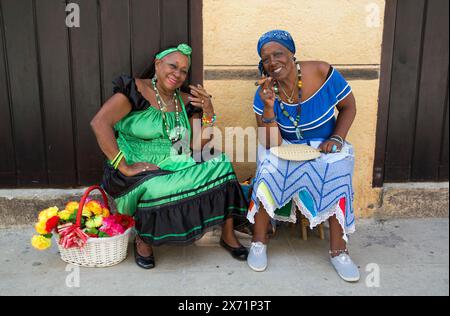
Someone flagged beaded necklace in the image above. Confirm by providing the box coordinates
[151,78,182,143]
[274,61,304,140]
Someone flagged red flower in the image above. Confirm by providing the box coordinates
[45,216,60,233]
[112,214,135,230]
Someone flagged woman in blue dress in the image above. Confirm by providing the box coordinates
[247,30,359,282]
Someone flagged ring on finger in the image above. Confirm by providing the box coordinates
[331,145,337,153]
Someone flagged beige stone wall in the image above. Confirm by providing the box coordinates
[202,0,385,218]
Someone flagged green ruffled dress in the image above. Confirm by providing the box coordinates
[101,75,248,246]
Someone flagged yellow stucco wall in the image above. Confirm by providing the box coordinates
[203,0,385,217]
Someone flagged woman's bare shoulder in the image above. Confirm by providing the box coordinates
[300,61,332,81]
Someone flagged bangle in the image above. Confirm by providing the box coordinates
[262,116,277,124]
[110,151,125,169]
[329,135,344,146]
[110,151,122,165]
[202,113,216,127]
[113,153,125,169]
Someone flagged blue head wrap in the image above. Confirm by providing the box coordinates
[257,30,296,75]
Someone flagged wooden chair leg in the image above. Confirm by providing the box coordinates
[318,223,325,240]
[301,217,309,241]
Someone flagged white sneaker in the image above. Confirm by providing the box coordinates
[330,253,360,282]
[247,242,268,272]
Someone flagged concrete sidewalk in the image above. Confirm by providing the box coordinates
[0,218,448,296]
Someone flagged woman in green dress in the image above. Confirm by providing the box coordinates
[90,44,249,269]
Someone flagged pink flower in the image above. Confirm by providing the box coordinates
[99,216,125,237]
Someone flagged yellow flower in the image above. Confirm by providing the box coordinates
[85,215,103,229]
[102,208,110,218]
[82,207,92,218]
[65,201,79,214]
[38,207,59,222]
[86,200,103,216]
[31,235,52,250]
[58,210,72,221]
[35,221,48,235]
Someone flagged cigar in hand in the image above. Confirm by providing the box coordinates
[254,78,268,86]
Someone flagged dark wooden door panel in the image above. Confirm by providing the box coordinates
[411,0,449,181]
[69,0,104,185]
[1,0,47,186]
[384,0,427,182]
[0,1,16,187]
[377,0,449,184]
[100,0,131,102]
[161,0,189,48]
[131,0,160,77]
[35,0,77,186]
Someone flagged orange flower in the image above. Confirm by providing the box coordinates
[85,200,103,216]
[102,208,110,218]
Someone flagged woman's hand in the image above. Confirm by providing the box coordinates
[258,76,276,109]
[188,84,214,116]
[119,162,159,177]
[319,140,343,154]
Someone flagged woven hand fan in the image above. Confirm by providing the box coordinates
[270,144,321,161]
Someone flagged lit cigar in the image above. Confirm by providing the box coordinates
[254,78,267,86]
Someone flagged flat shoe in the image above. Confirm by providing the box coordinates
[134,238,155,270]
[220,238,249,261]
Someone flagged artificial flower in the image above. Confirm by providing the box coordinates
[85,215,103,229]
[38,207,59,223]
[99,216,125,237]
[45,216,60,233]
[31,235,52,250]
[114,214,135,230]
[35,221,49,235]
[82,207,92,218]
[58,210,72,221]
[85,200,103,216]
[65,201,79,214]
[102,208,110,218]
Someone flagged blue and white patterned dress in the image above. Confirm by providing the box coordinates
[248,67,356,240]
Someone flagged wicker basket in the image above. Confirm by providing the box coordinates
[56,185,132,268]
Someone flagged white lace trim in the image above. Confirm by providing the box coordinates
[248,190,355,243]
[293,195,355,242]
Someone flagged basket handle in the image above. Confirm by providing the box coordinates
[75,185,110,228]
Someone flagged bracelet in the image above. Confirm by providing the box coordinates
[329,135,344,146]
[113,153,125,169]
[110,151,122,166]
[110,151,125,169]
[202,113,216,127]
[262,115,277,124]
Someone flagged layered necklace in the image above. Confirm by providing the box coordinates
[151,78,182,143]
[274,61,304,140]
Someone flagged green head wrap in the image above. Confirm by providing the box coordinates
[155,43,192,67]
